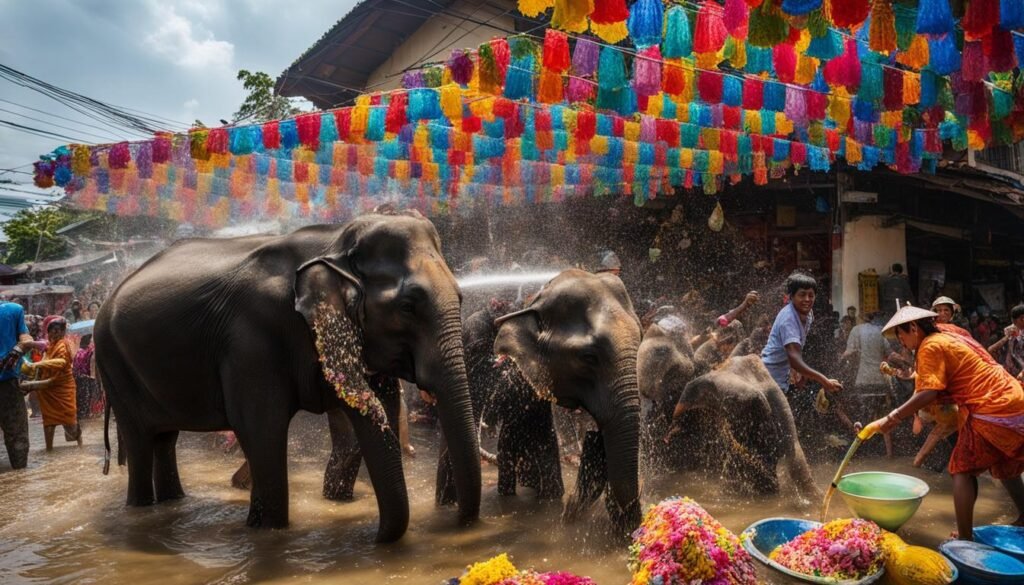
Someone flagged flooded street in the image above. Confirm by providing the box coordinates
[0,414,1019,585]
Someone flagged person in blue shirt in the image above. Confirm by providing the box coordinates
[761,272,843,394]
[0,300,37,469]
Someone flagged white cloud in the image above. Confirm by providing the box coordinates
[144,3,234,70]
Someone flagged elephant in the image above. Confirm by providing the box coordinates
[94,210,481,542]
[668,355,821,501]
[492,269,643,533]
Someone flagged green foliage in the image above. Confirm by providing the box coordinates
[2,206,78,265]
[232,70,303,123]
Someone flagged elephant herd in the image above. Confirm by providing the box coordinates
[93,210,819,544]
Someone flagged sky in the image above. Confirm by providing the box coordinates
[0,0,359,182]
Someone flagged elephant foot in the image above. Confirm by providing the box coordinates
[155,481,186,503]
[605,494,642,536]
[323,483,355,502]
[231,461,252,491]
[246,499,288,529]
[126,494,155,507]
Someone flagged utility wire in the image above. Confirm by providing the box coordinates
[0,107,124,143]
[0,119,97,144]
[0,98,140,141]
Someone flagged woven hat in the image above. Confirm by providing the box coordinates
[882,305,938,337]
[931,296,959,310]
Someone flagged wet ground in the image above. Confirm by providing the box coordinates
[0,413,1018,585]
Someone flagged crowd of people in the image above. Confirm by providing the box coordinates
[0,294,103,469]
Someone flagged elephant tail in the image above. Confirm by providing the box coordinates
[103,400,111,475]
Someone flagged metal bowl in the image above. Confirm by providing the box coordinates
[837,472,929,532]
[741,517,885,585]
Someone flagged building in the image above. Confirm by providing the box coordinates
[278,1,1024,318]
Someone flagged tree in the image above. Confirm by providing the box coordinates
[2,206,78,265]
[232,70,304,123]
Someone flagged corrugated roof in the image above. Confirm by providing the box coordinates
[275,0,459,109]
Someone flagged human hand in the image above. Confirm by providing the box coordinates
[821,378,843,393]
[1005,325,1019,338]
[744,291,760,306]
[858,419,886,440]
[0,346,24,372]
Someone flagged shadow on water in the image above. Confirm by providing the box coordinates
[0,413,1020,584]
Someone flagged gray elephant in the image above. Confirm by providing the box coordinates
[95,210,481,542]
[492,269,643,533]
[668,355,821,500]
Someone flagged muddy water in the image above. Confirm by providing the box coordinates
[0,415,1018,585]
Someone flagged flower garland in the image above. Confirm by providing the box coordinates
[311,301,389,430]
[448,553,595,585]
[769,518,885,581]
[628,497,758,585]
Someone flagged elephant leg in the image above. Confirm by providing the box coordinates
[123,424,155,507]
[533,404,564,500]
[232,460,252,490]
[563,430,607,523]
[153,430,185,502]
[496,423,517,496]
[323,408,361,501]
[116,421,127,467]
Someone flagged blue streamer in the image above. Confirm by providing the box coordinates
[639,143,655,165]
[277,158,292,181]
[808,146,830,171]
[920,70,938,108]
[681,124,699,148]
[430,125,451,149]
[806,29,842,60]
[723,76,743,107]
[773,139,789,162]
[853,98,878,122]
[410,89,443,120]
[661,95,677,119]
[598,47,627,90]
[319,113,339,145]
[366,109,386,141]
[761,109,776,135]
[928,34,961,75]
[745,44,774,75]
[280,120,299,150]
[484,118,505,139]
[763,82,786,112]
[663,6,692,58]
[916,0,955,35]
[781,0,821,16]
[628,0,664,49]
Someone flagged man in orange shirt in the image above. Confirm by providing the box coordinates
[864,306,1024,541]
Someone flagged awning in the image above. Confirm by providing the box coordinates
[13,250,115,276]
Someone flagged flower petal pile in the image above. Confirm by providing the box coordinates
[628,497,758,585]
[449,554,595,585]
[769,518,885,581]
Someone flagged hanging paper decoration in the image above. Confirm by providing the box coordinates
[447,49,474,85]
[662,6,693,59]
[551,0,592,34]
[543,29,571,72]
[773,43,798,83]
[590,0,630,43]
[962,0,1000,40]
[518,0,554,18]
[828,0,870,28]
[724,0,750,38]
[869,0,896,54]
[748,0,789,48]
[781,0,822,16]
[633,46,662,97]
[928,34,961,75]
[627,0,664,49]
[1003,0,1024,29]
[896,34,929,69]
[916,0,955,35]
[985,28,1018,73]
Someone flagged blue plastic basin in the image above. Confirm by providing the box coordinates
[939,540,1024,585]
[741,517,884,585]
[974,525,1024,561]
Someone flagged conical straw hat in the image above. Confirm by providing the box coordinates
[882,305,938,337]
[931,296,959,310]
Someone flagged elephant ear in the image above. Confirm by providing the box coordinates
[493,308,554,403]
[295,257,388,429]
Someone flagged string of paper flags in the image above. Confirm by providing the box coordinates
[33,0,1024,228]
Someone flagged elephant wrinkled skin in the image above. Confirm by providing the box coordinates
[95,211,480,542]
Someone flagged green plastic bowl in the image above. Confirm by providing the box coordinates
[837,472,929,532]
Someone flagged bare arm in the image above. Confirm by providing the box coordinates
[785,342,842,391]
[719,291,759,325]
[866,390,940,437]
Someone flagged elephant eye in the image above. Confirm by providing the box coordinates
[398,299,416,315]
[580,352,600,367]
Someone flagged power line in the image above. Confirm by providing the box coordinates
[0,98,140,141]
[0,107,124,143]
[0,118,97,144]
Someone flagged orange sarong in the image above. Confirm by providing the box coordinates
[35,338,78,427]
[916,330,1024,479]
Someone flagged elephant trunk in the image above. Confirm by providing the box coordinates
[345,407,409,542]
[599,355,642,534]
[428,313,482,523]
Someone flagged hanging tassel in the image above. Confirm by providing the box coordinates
[570,38,599,79]
[628,0,665,48]
[447,50,474,85]
[543,30,571,73]
[724,0,750,37]
[883,68,903,110]
[807,90,827,119]
[1003,0,1024,28]
[632,46,662,97]
[694,0,728,54]
[823,38,861,93]
[984,28,1018,73]
[962,0,999,40]
[385,93,408,133]
[597,45,627,90]
[722,75,743,106]
[784,86,808,125]
[663,6,693,58]
[806,28,841,59]
[590,0,630,43]
[743,78,764,109]
[902,72,920,105]
[662,58,686,95]
[402,70,425,89]
[1016,33,1024,65]
[928,34,961,75]
[916,0,954,35]
[697,70,724,103]
[869,0,896,54]
[478,43,502,95]
[829,90,852,127]
[808,8,828,37]
[538,69,564,103]
[518,0,554,18]
[781,0,822,16]
[296,114,320,150]
[773,43,797,83]
[552,0,593,33]
[504,54,535,99]
[894,5,916,51]
[764,81,786,111]
[748,0,789,48]
[859,61,883,103]
[896,34,929,69]
[795,54,817,84]
[828,0,869,28]
[440,84,462,120]
[962,41,985,82]
[567,76,596,101]
[319,112,339,146]
[745,43,773,73]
